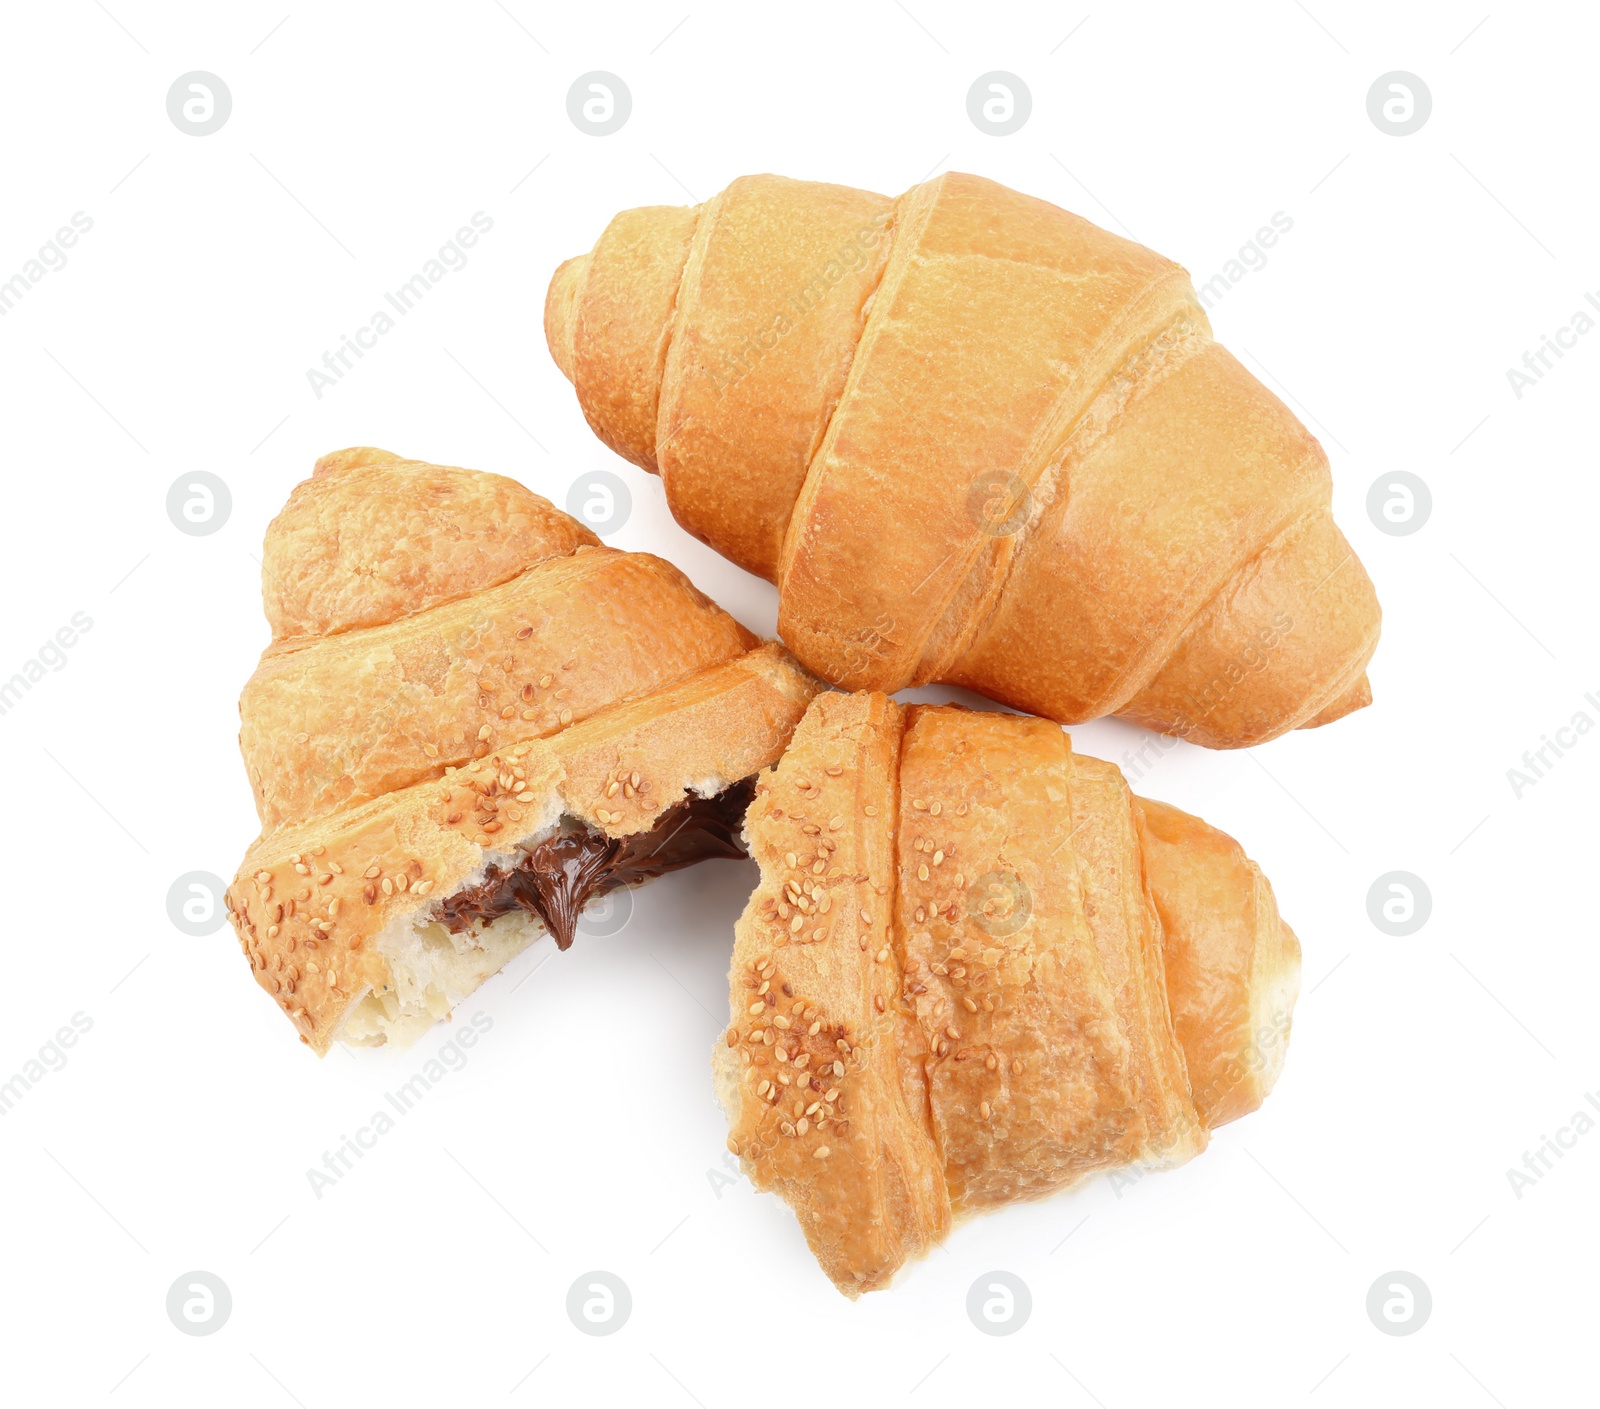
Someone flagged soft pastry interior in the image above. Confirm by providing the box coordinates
[225,448,819,1052]
[337,777,755,1048]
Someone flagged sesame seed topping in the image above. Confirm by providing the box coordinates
[814,1146,830,1159]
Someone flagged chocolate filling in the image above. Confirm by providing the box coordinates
[435,777,756,951]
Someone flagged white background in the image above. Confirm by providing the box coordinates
[1,2,1595,1404]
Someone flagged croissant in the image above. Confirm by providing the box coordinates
[546,172,1381,748]
[713,691,1300,1294]
[224,448,818,1053]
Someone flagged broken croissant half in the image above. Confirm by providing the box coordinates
[225,448,817,1053]
[548,171,1381,747]
[714,691,1300,1294]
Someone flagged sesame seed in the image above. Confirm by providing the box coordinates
[1012,1058,1023,1074]
[933,850,944,866]
[748,1001,765,1015]
[865,805,878,817]
[963,996,978,1012]
[980,1101,991,1119]
[814,1146,830,1159]
[912,798,926,811]
[797,1118,810,1135]
[559,708,573,725]
[918,864,930,881]
[828,816,843,831]
[874,995,885,1012]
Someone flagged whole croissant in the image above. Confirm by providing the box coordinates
[713,691,1300,1294]
[225,448,817,1052]
[547,172,1381,748]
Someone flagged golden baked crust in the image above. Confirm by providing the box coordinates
[227,450,818,1052]
[548,173,1381,747]
[716,693,1299,1294]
